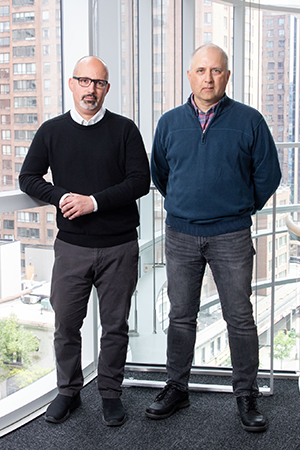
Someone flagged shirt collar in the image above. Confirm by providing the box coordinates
[70,106,106,126]
[191,93,219,115]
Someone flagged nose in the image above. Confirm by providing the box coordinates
[204,71,213,83]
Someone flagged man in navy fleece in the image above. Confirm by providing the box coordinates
[146,44,281,432]
[19,56,150,427]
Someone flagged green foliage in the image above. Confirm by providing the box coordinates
[0,313,39,380]
[274,329,297,368]
[11,366,53,390]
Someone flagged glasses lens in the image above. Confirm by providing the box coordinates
[79,78,91,87]
[95,80,107,89]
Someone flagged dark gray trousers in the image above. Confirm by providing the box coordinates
[50,238,139,398]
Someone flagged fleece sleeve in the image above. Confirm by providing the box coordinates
[150,125,169,198]
[251,118,282,211]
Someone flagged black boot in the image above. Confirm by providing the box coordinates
[236,395,266,432]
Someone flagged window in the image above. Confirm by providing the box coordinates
[42,10,49,21]
[266,95,274,101]
[3,159,12,170]
[17,228,40,239]
[13,63,36,74]
[1,129,11,140]
[43,45,50,56]
[0,52,9,63]
[43,62,50,73]
[278,18,284,26]
[0,37,9,47]
[278,40,285,47]
[44,79,51,90]
[266,41,274,48]
[204,13,212,25]
[47,212,54,223]
[1,114,10,124]
[44,96,51,107]
[267,84,274,91]
[3,175,13,185]
[42,28,49,39]
[15,163,22,173]
[267,30,274,37]
[278,83,283,90]
[265,19,274,27]
[14,130,36,141]
[14,113,38,124]
[267,51,274,58]
[14,96,37,108]
[0,84,9,94]
[15,146,29,157]
[13,80,36,91]
[0,21,9,32]
[0,99,10,109]
[279,29,285,36]
[13,46,35,58]
[47,229,54,239]
[2,145,11,155]
[12,29,35,41]
[12,12,35,23]
[3,220,14,229]
[204,33,212,44]
[12,0,34,5]
[0,5,9,16]
[267,62,275,70]
[266,73,274,81]
[17,212,39,223]
[266,105,273,112]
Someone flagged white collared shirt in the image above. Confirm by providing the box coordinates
[70,106,106,126]
[59,107,107,212]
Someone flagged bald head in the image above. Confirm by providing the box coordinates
[73,56,109,80]
[189,44,228,72]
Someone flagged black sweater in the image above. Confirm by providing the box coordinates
[19,110,150,248]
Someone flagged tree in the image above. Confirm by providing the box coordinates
[0,313,39,380]
[274,329,297,369]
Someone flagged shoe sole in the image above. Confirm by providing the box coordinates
[241,422,267,433]
[102,414,126,427]
[45,396,82,424]
[145,399,190,420]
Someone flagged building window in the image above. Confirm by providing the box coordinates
[267,62,275,70]
[14,96,37,108]
[2,145,11,155]
[12,29,35,41]
[204,33,212,44]
[1,129,11,140]
[0,5,9,16]
[17,211,39,223]
[267,51,274,58]
[0,21,9,32]
[13,45,35,58]
[12,0,34,5]
[42,28,49,39]
[44,79,51,90]
[278,18,284,26]
[0,99,10,109]
[0,84,10,94]
[3,220,14,229]
[43,45,50,56]
[42,10,49,21]
[15,163,22,173]
[1,114,10,124]
[0,37,10,47]
[17,227,40,239]
[44,96,51,107]
[0,52,9,63]
[14,113,38,124]
[12,12,35,23]
[14,130,36,141]
[3,159,12,170]
[47,212,54,223]
[15,146,29,157]
[13,63,36,74]
[204,12,212,25]
[266,41,274,48]
[13,79,36,91]
[3,175,13,185]
[0,68,9,79]
[47,229,54,239]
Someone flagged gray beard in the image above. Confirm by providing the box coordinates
[80,98,98,111]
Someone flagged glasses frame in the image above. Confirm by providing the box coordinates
[73,76,109,90]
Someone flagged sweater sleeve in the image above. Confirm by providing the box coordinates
[92,121,150,211]
[251,117,282,211]
[150,124,169,197]
[19,123,68,207]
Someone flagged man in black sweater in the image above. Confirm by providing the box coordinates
[19,56,150,426]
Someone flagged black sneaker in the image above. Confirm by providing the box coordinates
[45,392,81,424]
[102,398,126,427]
[145,384,190,420]
[236,395,267,432]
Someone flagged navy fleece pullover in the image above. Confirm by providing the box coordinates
[151,95,281,237]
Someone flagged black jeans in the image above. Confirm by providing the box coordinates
[165,226,259,397]
[50,238,138,398]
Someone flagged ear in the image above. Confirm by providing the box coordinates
[226,70,231,83]
[68,77,74,93]
[105,83,111,96]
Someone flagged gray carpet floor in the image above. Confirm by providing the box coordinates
[1,372,300,450]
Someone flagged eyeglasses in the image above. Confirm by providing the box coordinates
[73,76,108,90]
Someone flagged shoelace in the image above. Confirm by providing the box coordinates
[155,385,176,402]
